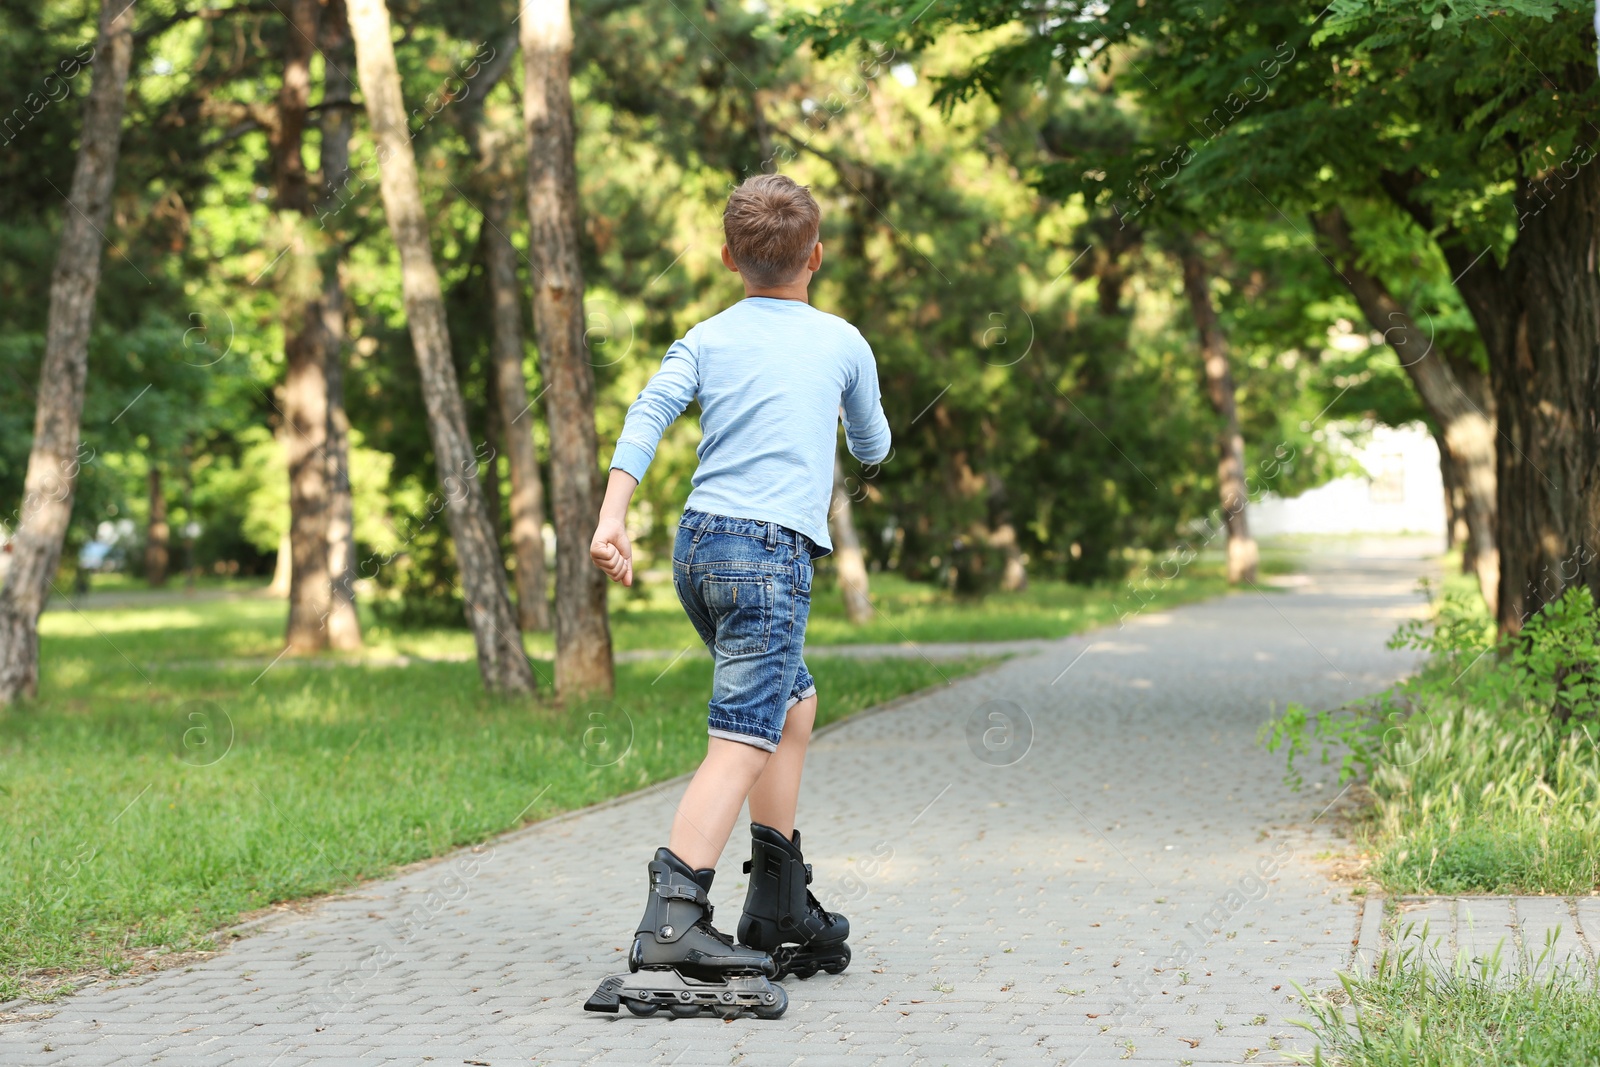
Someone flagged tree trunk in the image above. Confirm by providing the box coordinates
[144,464,169,586]
[1435,429,1477,569]
[482,351,505,542]
[829,174,882,619]
[983,471,1028,592]
[1312,207,1500,614]
[829,454,874,623]
[181,444,198,588]
[452,29,549,632]
[348,0,534,693]
[1179,247,1259,585]
[1490,165,1600,631]
[521,0,613,697]
[484,194,553,631]
[269,528,292,596]
[0,0,135,705]
[319,0,361,651]
[276,0,332,654]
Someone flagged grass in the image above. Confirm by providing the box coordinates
[1292,931,1600,1066]
[1361,704,1600,895]
[1271,559,1600,1065]
[1265,560,1600,895]
[1356,569,1600,894]
[46,547,1296,665]
[1,595,996,1002]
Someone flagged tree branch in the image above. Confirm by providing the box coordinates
[1377,168,1511,350]
[135,2,279,44]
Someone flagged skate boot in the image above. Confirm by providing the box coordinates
[738,823,852,980]
[584,847,787,1019]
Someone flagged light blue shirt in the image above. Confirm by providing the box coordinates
[609,297,892,554]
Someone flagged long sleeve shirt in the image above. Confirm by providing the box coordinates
[608,296,892,554]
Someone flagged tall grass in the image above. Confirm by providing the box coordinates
[1263,580,1600,894]
[1367,706,1600,894]
[1292,927,1600,1066]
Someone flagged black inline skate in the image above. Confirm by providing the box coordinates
[737,823,852,980]
[585,847,788,1019]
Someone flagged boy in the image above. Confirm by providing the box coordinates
[582,174,891,1019]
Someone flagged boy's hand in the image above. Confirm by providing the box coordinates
[590,517,633,586]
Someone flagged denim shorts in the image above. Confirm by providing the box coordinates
[673,508,817,751]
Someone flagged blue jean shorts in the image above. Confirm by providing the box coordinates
[673,508,817,752]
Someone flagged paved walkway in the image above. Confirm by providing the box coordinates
[2,542,1441,1066]
[1355,896,1600,981]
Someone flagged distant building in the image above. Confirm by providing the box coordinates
[1250,422,1448,539]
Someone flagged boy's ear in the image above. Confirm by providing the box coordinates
[720,244,740,273]
[807,241,824,272]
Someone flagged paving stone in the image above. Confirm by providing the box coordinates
[1515,897,1588,978]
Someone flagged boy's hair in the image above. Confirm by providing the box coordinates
[723,174,821,288]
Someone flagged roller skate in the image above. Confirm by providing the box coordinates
[584,847,788,1019]
[737,823,852,980]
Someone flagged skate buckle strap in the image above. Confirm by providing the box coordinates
[653,882,708,905]
[803,863,813,884]
[742,859,753,874]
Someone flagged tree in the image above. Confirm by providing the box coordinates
[1311,206,1499,614]
[347,0,534,693]
[802,0,1592,629]
[521,0,612,696]
[1178,242,1258,584]
[456,31,552,634]
[318,0,362,651]
[144,465,169,586]
[829,453,874,623]
[275,0,334,654]
[0,0,136,705]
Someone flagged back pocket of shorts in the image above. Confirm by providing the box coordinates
[701,575,772,656]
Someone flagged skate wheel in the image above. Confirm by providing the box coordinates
[625,1000,659,1017]
[753,985,788,1019]
[823,944,852,974]
[669,1004,699,1018]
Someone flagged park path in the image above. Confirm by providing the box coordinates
[2,539,1441,1066]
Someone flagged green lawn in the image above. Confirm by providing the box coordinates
[45,548,1291,665]
[1,599,996,1002]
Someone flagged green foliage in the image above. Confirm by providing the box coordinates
[1291,927,1600,1066]
[1510,586,1600,725]
[1262,579,1600,894]
[2,0,1374,601]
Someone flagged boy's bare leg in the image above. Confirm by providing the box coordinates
[669,738,771,870]
[746,694,818,838]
